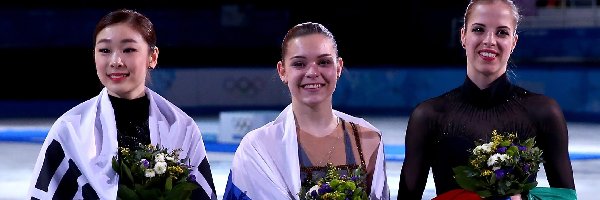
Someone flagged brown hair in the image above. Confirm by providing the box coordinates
[93,9,157,51]
[280,22,338,63]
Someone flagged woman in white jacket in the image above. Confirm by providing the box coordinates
[28,9,216,200]
[223,22,390,200]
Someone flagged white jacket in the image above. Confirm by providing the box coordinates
[223,104,390,200]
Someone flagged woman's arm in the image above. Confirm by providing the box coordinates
[533,97,575,189]
[398,104,434,200]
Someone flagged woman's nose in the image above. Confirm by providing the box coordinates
[483,32,496,47]
[306,64,319,78]
[110,53,123,68]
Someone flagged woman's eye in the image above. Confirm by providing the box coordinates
[471,27,484,32]
[318,60,332,65]
[497,30,510,37]
[123,48,137,53]
[291,62,305,68]
[98,48,110,53]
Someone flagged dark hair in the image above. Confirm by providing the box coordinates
[463,0,521,35]
[280,22,338,63]
[93,9,157,50]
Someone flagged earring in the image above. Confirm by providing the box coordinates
[148,66,153,70]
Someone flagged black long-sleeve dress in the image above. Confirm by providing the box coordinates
[397,73,576,199]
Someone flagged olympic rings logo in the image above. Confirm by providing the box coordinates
[232,116,253,134]
[223,76,266,97]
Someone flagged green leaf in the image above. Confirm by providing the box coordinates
[476,190,492,198]
[523,181,538,190]
[117,185,140,200]
[137,188,162,200]
[453,166,479,191]
[112,157,120,172]
[165,176,173,191]
[524,137,536,147]
[165,182,198,200]
[122,163,135,184]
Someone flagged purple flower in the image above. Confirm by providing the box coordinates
[518,145,527,151]
[187,174,196,182]
[340,175,348,179]
[523,163,531,172]
[495,169,506,180]
[351,176,359,182]
[311,190,318,198]
[497,147,507,153]
[319,183,333,194]
[140,159,150,168]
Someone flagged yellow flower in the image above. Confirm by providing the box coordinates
[482,170,492,176]
[120,147,130,156]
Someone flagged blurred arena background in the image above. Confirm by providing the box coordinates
[1,1,600,199]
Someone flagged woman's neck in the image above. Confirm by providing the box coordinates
[292,102,338,137]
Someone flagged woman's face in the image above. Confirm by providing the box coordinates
[94,22,158,99]
[461,1,518,80]
[277,34,343,107]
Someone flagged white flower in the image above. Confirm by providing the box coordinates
[473,142,493,155]
[154,161,168,174]
[145,169,156,178]
[155,153,166,162]
[165,155,175,161]
[487,153,510,166]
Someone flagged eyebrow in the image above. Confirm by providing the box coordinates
[472,23,511,30]
[96,38,139,45]
[290,54,333,60]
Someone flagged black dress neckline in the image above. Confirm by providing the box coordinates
[109,95,150,120]
[109,94,151,150]
[461,73,514,107]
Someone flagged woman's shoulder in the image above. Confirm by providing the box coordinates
[412,87,459,114]
[55,95,101,123]
[351,123,382,157]
[514,86,564,118]
[410,96,446,121]
[238,119,282,144]
[147,89,196,121]
[351,122,381,141]
[514,87,560,108]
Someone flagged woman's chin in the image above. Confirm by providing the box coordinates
[299,97,330,107]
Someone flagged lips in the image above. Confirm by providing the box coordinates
[301,83,325,89]
[108,72,130,81]
[478,49,498,62]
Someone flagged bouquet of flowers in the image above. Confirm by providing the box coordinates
[112,144,198,200]
[301,163,368,200]
[452,130,544,198]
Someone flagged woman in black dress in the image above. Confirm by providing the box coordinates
[397,0,576,199]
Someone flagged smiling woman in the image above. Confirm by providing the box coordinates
[27,9,217,200]
[93,11,159,100]
[398,1,576,200]
[223,22,390,200]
